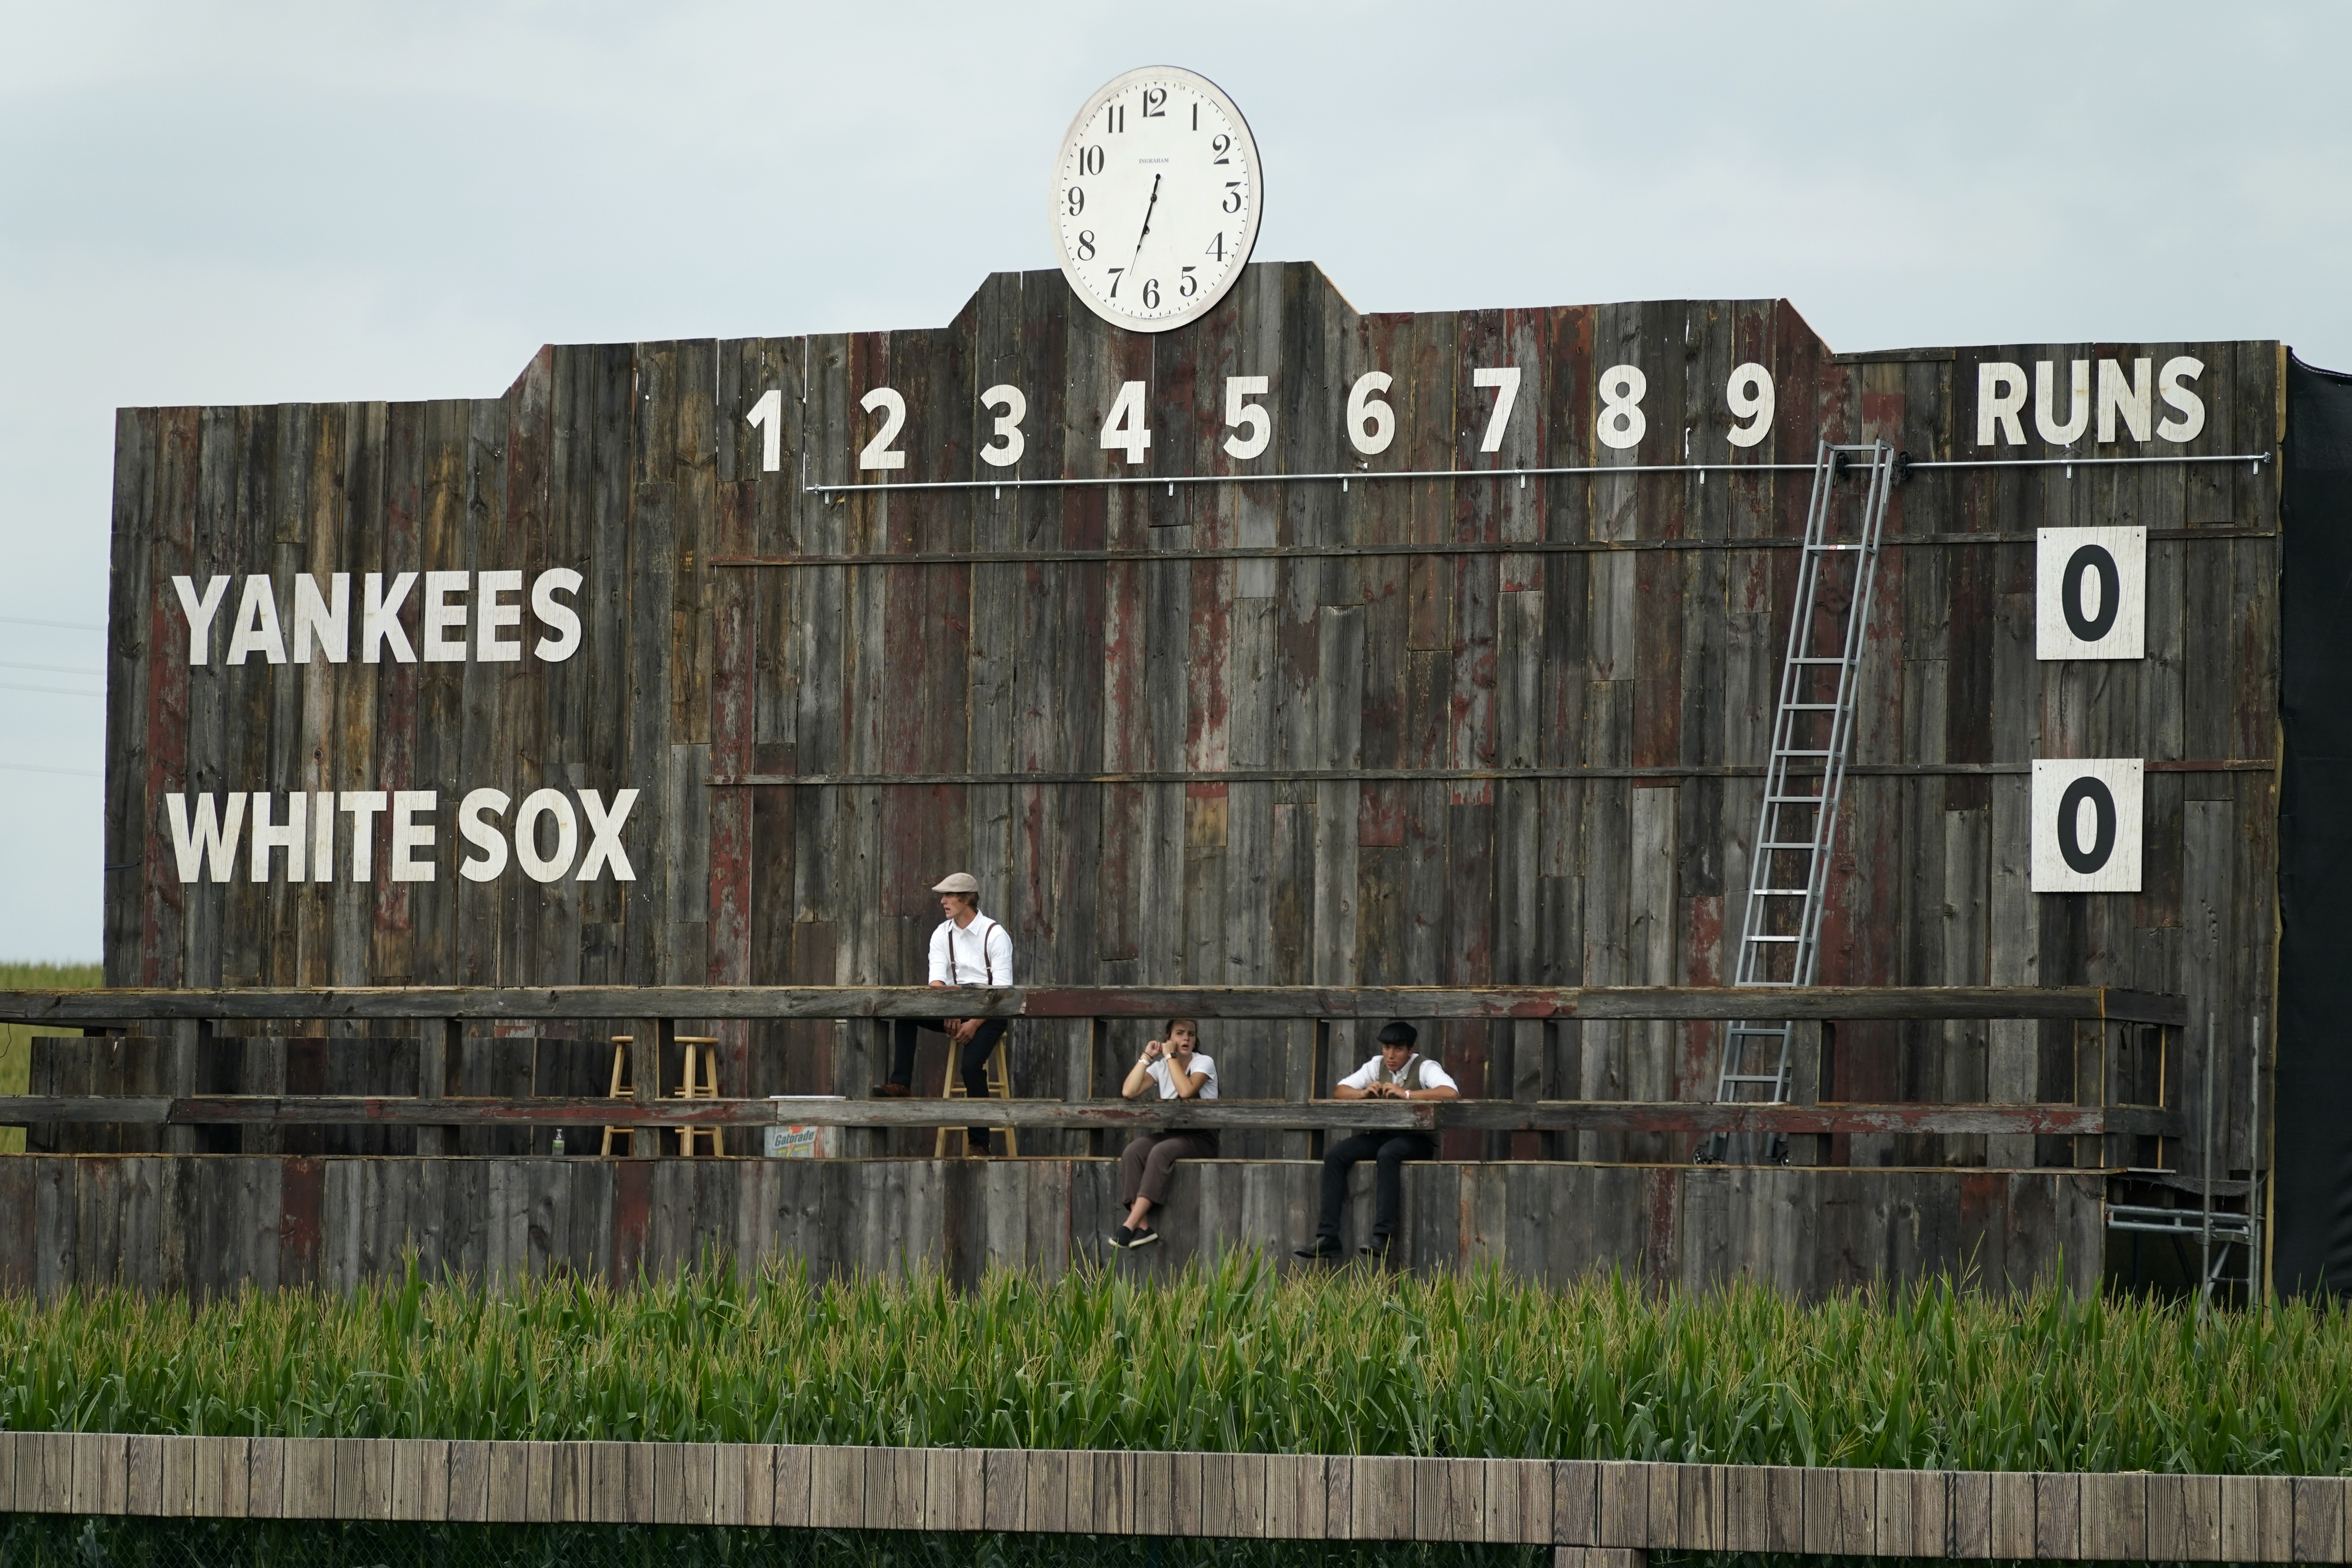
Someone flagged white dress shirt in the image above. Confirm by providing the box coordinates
[928,911,1015,987]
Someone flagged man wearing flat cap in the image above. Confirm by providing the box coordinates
[1295,1020,1458,1261]
[874,872,1015,1155]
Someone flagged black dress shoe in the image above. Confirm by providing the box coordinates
[1293,1237,1342,1260]
[871,1083,910,1098]
[1360,1235,1393,1260]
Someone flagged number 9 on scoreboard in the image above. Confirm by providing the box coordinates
[2030,759,2144,893]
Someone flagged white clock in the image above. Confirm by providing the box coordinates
[1050,66,1262,333]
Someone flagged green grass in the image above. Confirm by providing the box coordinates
[0,1254,2344,1474]
[0,960,101,1156]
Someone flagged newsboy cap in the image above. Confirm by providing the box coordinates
[931,872,980,894]
[1376,1020,1418,1048]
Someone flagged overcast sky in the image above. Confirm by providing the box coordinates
[1,1,2343,962]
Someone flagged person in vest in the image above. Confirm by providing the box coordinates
[1294,1020,1458,1261]
[873,872,1015,1155]
[1107,1018,1218,1251]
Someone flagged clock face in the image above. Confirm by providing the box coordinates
[1050,66,1262,333]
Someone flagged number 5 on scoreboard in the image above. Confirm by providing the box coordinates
[1223,376,1270,461]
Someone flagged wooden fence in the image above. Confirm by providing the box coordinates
[0,1432,2338,1564]
[0,1155,2107,1300]
[0,984,2179,1299]
[0,984,2182,1168]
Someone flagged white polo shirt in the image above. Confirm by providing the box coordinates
[1144,1053,1219,1100]
[928,912,1014,987]
[1337,1053,1458,1093]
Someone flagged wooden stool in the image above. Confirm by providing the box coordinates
[936,1032,1019,1157]
[603,1035,722,1156]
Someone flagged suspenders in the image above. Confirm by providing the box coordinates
[945,917,1000,985]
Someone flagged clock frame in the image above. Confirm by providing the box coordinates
[1049,66,1262,334]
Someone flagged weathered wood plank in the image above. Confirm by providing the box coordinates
[6,1094,2171,1140]
[0,982,2190,1026]
[1265,1452,1327,1540]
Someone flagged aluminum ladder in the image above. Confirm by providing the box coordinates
[1704,441,1899,1161]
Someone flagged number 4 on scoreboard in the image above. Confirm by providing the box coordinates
[1101,380,1152,466]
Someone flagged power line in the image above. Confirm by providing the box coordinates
[0,615,104,633]
[0,761,100,779]
[0,682,104,698]
[0,660,103,678]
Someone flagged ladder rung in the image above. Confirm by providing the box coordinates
[1717,1074,1787,1086]
[1790,656,1846,664]
[1783,702,1840,710]
[1808,543,1865,552]
[1747,889,1807,898]
[1776,749,1834,757]
[1757,840,1818,850]
[1746,935,1800,943]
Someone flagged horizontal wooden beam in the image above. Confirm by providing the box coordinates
[0,1095,2175,1139]
[704,760,2272,788]
[0,984,2188,1027]
[0,1430,2327,1561]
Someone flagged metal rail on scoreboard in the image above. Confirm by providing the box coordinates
[805,449,2272,496]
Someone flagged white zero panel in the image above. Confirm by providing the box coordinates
[2030,759,2146,893]
[2035,525,2147,659]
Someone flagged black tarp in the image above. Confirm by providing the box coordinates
[2276,353,2352,1294]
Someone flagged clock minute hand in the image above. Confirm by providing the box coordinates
[1122,173,1162,283]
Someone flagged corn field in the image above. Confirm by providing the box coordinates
[0,961,98,1156]
[0,1254,2343,1474]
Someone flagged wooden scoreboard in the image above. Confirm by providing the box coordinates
[100,259,2281,1164]
[88,67,2302,1291]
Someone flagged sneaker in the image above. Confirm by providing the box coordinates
[871,1083,910,1098]
[1107,1225,1134,1249]
[1127,1227,1161,1249]
[1293,1237,1342,1261]
[1359,1234,1393,1260]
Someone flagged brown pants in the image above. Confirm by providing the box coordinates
[1119,1130,1219,1208]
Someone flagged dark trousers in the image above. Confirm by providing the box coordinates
[1119,1130,1220,1209]
[889,1017,1009,1140]
[1316,1131,1435,1240]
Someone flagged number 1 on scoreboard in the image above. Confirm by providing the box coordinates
[747,389,783,474]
